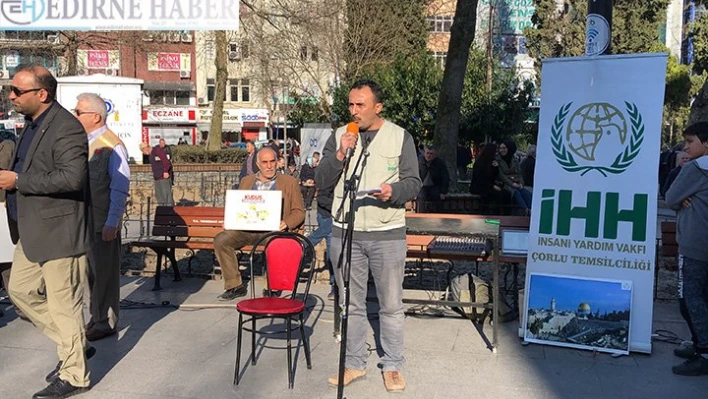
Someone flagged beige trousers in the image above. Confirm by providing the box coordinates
[87,233,121,333]
[213,230,265,290]
[8,241,90,387]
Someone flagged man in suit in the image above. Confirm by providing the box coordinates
[74,92,130,342]
[0,65,92,398]
[213,146,305,301]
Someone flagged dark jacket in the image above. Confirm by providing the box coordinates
[239,151,258,180]
[419,157,449,196]
[520,155,535,188]
[0,140,15,202]
[8,102,91,263]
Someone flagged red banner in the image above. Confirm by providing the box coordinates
[157,53,181,71]
[87,50,110,68]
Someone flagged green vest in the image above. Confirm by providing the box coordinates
[333,120,406,232]
[88,129,125,231]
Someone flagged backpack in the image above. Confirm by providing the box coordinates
[449,273,515,323]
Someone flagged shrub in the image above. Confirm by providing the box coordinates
[171,146,247,164]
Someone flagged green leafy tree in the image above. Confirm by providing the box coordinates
[332,52,442,142]
[459,48,535,145]
[343,0,429,80]
[524,0,669,74]
[286,93,332,127]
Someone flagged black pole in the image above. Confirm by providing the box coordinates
[585,0,613,56]
[334,140,370,399]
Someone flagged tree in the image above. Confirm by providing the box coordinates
[459,48,535,144]
[523,0,669,74]
[331,52,442,142]
[433,0,479,189]
[663,55,694,145]
[343,0,429,80]
[207,31,228,151]
[687,1,708,124]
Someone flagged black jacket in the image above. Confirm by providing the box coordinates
[419,157,449,196]
[8,102,91,263]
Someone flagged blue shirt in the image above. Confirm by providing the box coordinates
[88,126,131,228]
[7,109,51,221]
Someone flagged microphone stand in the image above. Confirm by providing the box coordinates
[334,139,370,399]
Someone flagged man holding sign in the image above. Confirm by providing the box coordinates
[213,147,305,301]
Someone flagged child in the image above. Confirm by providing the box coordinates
[665,121,708,376]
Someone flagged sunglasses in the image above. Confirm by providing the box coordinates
[72,109,97,117]
[9,86,43,97]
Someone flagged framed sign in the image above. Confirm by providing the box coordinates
[524,273,632,355]
[224,190,282,231]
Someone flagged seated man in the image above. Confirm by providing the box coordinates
[214,147,305,301]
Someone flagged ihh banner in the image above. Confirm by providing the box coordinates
[524,53,668,354]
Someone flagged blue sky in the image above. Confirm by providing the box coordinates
[528,274,631,313]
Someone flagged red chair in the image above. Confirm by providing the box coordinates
[234,231,315,389]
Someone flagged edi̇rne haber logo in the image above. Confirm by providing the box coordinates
[551,102,645,177]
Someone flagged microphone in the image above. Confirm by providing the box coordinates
[344,122,359,161]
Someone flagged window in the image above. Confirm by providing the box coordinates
[228,79,250,103]
[229,79,239,101]
[207,78,226,102]
[427,16,454,32]
[150,90,164,105]
[228,43,249,61]
[175,91,190,105]
[300,46,318,61]
[241,79,250,102]
[205,40,215,59]
[150,90,191,105]
[429,51,447,69]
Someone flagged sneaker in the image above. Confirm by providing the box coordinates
[327,367,367,387]
[674,345,699,360]
[672,355,708,376]
[382,371,406,392]
[217,285,248,301]
[327,291,335,301]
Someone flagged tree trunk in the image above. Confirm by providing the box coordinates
[207,31,228,151]
[433,0,479,190]
[689,77,708,125]
[63,31,79,76]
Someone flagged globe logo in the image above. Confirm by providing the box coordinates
[565,103,628,162]
[552,101,644,177]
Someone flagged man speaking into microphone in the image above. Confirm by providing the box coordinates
[316,79,421,392]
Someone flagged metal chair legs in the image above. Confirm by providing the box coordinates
[300,314,312,370]
[234,313,243,385]
[286,318,293,389]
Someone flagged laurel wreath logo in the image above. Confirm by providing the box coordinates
[551,101,644,177]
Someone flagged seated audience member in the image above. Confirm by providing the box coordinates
[497,139,532,214]
[470,143,510,214]
[213,147,305,301]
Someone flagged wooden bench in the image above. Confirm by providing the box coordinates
[129,206,295,290]
[130,206,224,290]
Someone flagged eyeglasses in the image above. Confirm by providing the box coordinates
[9,86,42,97]
[72,109,97,117]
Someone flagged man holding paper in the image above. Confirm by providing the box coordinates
[316,79,421,392]
[214,147,305,301]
